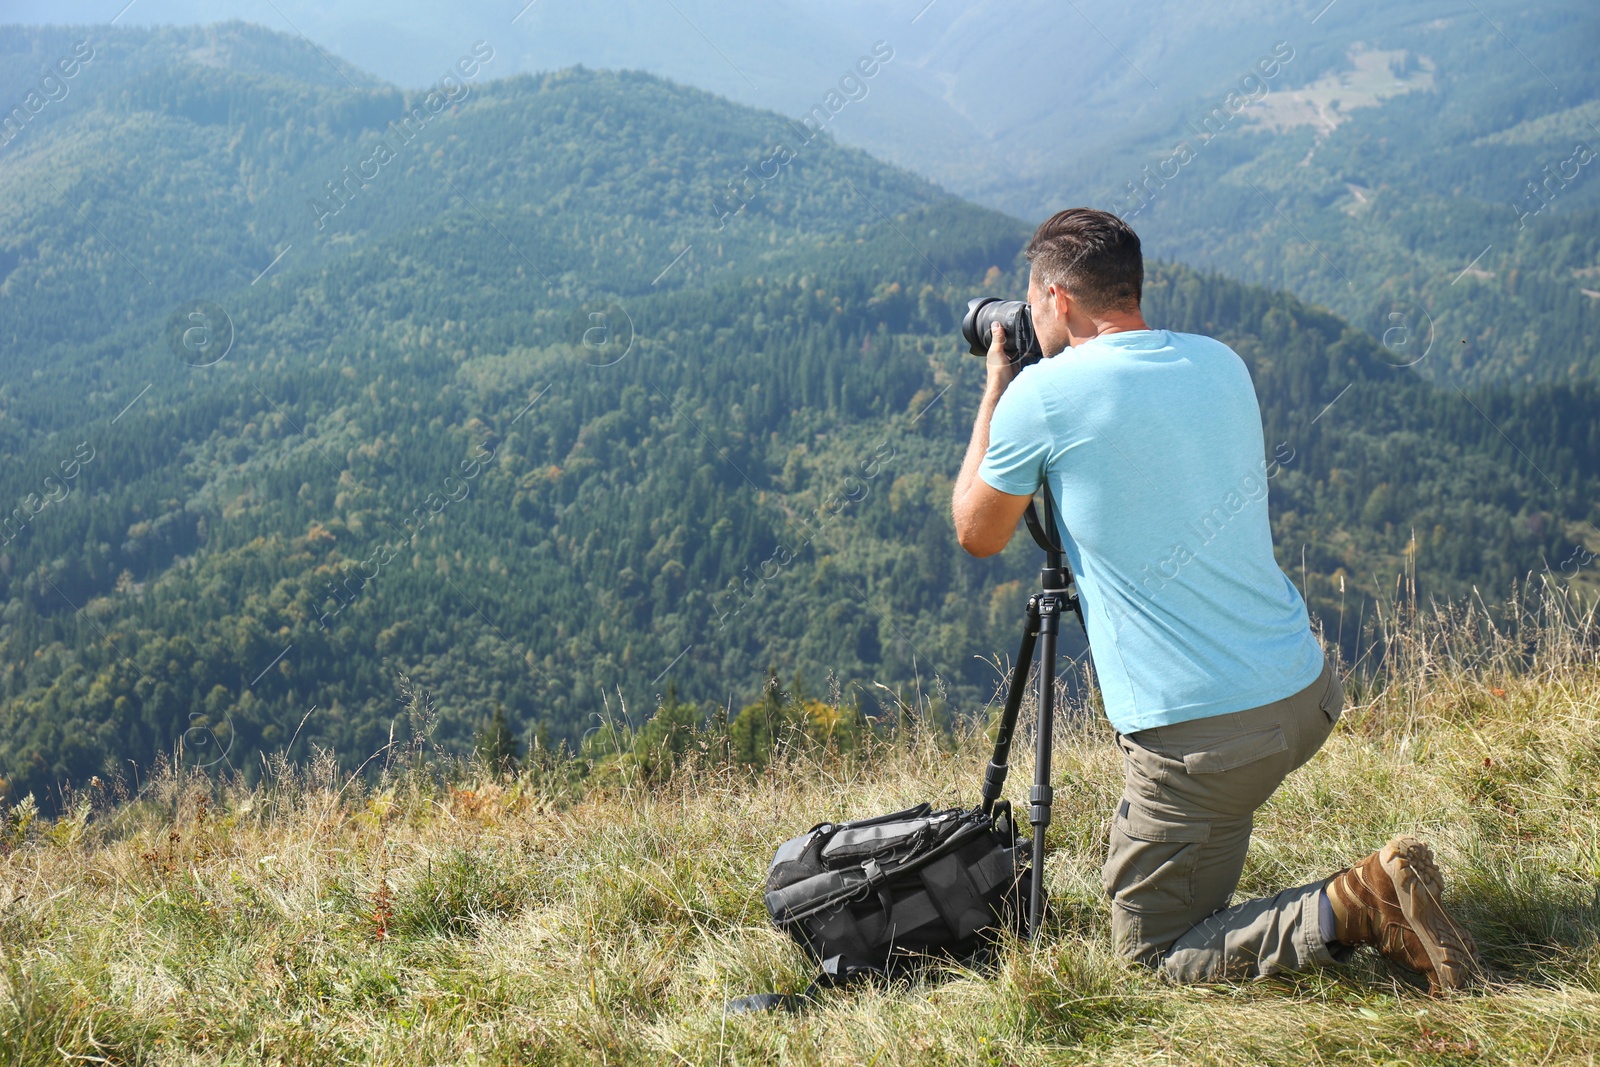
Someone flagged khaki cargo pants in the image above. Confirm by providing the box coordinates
[1102,656,1351,982]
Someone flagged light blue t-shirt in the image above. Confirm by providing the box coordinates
[978,329,1324,734]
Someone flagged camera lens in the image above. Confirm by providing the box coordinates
[962,298,1039,365]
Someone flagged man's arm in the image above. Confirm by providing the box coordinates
[952,322,1036,558]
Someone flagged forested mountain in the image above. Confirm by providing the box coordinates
[0,24,1596,807]
[13,1,1592,387]
[1057,9,1600,389]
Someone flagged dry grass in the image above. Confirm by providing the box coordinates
[2,581,1599,1065]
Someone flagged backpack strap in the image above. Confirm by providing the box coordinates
[723,992,796,1014]
[723,955,885,1014]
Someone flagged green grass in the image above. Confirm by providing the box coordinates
[2,589,1599,1064]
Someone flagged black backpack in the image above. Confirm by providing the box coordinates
[729,800,1030,1011]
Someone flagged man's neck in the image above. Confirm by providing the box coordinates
[1069,311,1150,347]
[1094,309,1150,336]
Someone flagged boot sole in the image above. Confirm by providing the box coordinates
[1381,835,1480,992]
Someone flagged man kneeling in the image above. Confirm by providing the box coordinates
[949,208,1480,992]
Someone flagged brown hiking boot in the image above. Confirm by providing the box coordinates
[1326,835,1481,994]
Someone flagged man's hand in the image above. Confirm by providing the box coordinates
[950,321,1033,558]
[985,321,1018,399]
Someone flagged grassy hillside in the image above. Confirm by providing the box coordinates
[1,587,1597,1065]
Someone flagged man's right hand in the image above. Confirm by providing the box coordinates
[985,321,1018,398]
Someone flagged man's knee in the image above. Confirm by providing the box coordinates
[1115,905,1256,983]
[1109,903,1178,968]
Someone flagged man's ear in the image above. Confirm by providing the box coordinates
[1050,283,1074,320]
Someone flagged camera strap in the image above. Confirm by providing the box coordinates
[1023,482,1064,556]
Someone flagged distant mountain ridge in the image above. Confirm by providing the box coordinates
[7,2,1595,383]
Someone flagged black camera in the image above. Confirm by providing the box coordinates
[962,298,1042,368]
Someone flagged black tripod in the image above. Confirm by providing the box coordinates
[978,483,1086,939]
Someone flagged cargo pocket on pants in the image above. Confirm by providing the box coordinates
[1178,723,1289,775]
[1102,799,1212,914]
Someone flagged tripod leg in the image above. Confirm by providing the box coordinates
[981,600,1039,815]
[1028,606,1060,940]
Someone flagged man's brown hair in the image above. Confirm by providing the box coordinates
[1024,208,1143,314]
